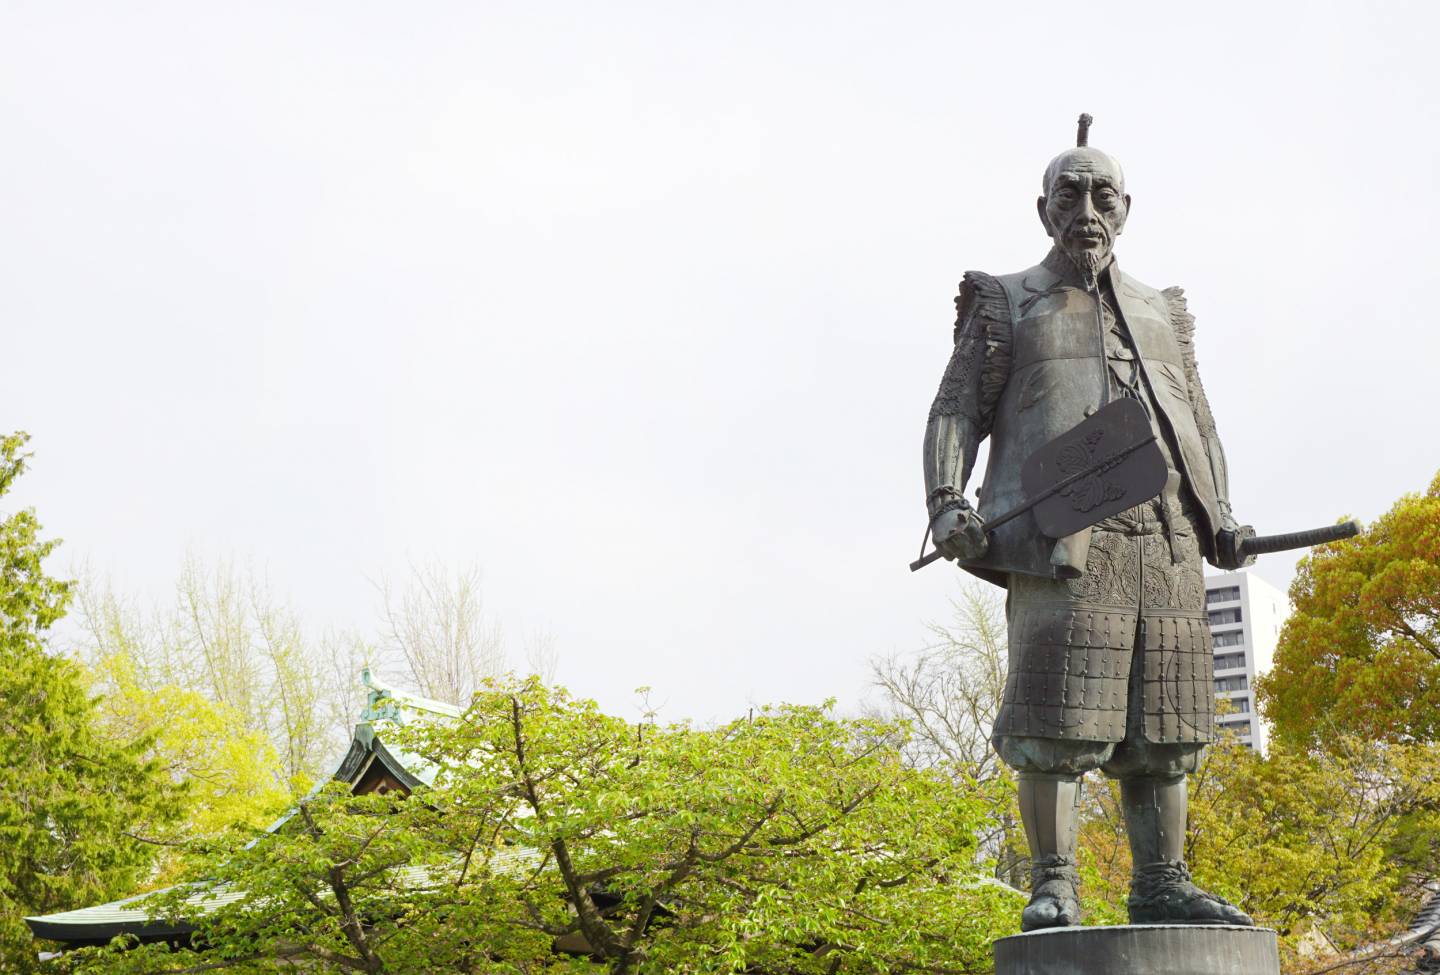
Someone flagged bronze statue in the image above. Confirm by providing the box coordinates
[921,115,1255,929]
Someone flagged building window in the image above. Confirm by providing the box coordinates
[1214,632,1246,648]
[1214,652,1247,671]
[1214,676,1249,692]
[1206,586,1240,605]
[1208,607,1243,626]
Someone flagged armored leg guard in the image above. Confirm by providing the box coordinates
[1018,773,1083,931]
[1121,776,1253,926]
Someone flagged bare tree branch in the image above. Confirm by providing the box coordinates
[376,560,506,706]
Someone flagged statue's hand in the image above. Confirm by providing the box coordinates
[1214,524,1257,570]
[932,500,989,562]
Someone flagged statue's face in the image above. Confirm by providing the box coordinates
[1037,149,1130,276]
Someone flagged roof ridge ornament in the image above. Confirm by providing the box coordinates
[358,667,466,721]
[360,667,401,723]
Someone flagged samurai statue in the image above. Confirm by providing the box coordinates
[921,115,1254,929]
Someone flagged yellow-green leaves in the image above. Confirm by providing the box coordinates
[86,651,293,882]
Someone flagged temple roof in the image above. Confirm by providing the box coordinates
[25,885,244,946]
[26,670,464,947]
[1343,880,1440,974]
[1405,882,1440,973]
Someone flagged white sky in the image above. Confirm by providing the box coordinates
[4,1,1437,724]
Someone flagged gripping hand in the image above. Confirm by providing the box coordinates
[932,498,989,562]
[1214,524,1257,570]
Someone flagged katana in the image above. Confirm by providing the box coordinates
[1221,520,1360,564]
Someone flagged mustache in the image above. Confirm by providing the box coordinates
[1065,223,1111,243]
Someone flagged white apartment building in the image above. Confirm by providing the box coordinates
[1205,570,1290,754]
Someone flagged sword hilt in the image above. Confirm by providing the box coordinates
[1237,519,1360,558]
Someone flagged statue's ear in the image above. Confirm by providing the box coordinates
[1116,193,1133,235]
[1036,196,1051,235]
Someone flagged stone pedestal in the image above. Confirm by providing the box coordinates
[994,925,1279,975]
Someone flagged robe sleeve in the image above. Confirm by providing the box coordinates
[923,272,1012,514]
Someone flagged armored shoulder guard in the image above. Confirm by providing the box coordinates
[931,271,1012,428]
[1161,286,1218,439]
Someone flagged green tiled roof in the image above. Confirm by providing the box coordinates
[27,670,469,947]
[28,848,539,944]
[26,885,243,943]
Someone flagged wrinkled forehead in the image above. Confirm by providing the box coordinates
[1042,147,1126,194]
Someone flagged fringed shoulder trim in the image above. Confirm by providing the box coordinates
[1162,285,1218,438]
[1162,286,1195,348]
[960,271,1012,422]
[929,271,1012,427]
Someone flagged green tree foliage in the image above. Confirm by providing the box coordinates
[1258,472,1440,748]
[0,434,184,971]
[64,680,1021,974]
[64,785,444,975]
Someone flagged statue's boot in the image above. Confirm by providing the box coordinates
[1121,775,1253,926]
[1018,773,1082,931]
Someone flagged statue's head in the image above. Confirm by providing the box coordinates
[1037,114,1130,285]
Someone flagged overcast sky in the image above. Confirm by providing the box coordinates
[3,1,1436,724]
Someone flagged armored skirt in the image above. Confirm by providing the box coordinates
[992,505,1216,779]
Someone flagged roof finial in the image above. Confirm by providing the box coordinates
[1076,113,1093,148]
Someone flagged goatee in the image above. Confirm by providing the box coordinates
[1069,247,1105,291]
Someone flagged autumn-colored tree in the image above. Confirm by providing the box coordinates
[1258,472,1440,748]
